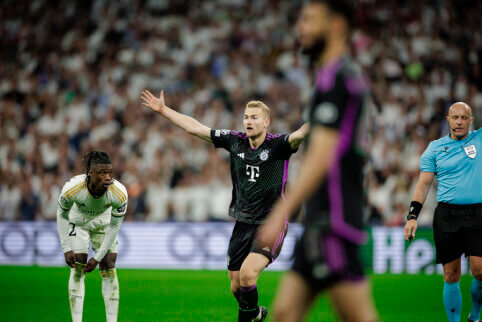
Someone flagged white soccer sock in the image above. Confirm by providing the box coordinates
[69,262,86,322]
[101,268,120,322]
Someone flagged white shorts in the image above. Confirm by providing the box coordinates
[68,222,118,256]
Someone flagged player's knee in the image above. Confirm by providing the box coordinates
[74,253,87,264]
[471,269,482,281]
[239,267,259,286]
[100,260,115,270]
[444,269,461,283]
[100,253,116,270]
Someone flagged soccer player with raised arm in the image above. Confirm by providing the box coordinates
[141,90,308,321]
[57,151,127,322]
[404,102,482,322]
[259,1,378,321]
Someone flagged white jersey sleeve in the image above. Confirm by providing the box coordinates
[56,175,87,253]
[109,180,128,218]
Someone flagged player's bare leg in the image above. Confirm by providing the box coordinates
[99,252,119,322]
[69,253,87,322]
[442,257,462,322]
[328,279,378,322]
[273,271,317,322]
[469,256,482,321]
[238,253,269,321]
[228,270,241,302]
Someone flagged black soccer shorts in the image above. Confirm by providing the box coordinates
[291,227,365,292]
[433,202,482,264]
[226,220,287,271]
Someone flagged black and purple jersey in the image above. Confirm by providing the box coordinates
[211,129,297,224]
[304,56,371,245]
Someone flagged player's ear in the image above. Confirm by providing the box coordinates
[264,117,270,128]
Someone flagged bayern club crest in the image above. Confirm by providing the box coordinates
[464,144,477,159]
[260,150,269,161]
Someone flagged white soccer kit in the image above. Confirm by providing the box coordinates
[56,174,128,262]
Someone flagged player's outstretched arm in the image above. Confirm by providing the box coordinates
[288,123,310,150]
[141,90,213,143]
[403,171,435,241]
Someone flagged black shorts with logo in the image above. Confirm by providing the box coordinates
[433,202,482,264]
[291,227,364,292]
[227,220,287,271]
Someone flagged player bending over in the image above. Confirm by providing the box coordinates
[57,151,128,322]
[141,90,308,321]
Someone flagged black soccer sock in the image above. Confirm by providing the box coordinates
[238,285,259,322]
[233,289,241,303]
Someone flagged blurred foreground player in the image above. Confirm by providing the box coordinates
[404,102,482,322]
[57,151,128,322]
[259,1,378,321]
[141,91,308,321]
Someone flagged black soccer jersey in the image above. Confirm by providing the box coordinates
[304,56,371,245]
[211,129,297,224]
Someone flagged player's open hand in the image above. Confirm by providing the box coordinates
[141,90,166,113]
[404,219,418,242]
[84,258,99,272]
[64,250,75,268]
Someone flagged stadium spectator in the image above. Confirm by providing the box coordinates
[0,0,481,226]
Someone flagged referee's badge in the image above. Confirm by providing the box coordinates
[464,144,477,159]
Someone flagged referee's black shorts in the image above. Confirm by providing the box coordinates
[433,202,482,264]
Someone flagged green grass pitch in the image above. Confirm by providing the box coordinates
[0,266,475,321]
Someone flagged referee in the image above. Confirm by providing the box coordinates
[404,102,482,322]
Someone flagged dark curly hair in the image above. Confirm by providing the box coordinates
[82,151,112,175]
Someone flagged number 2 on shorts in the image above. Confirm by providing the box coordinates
[69,223,76,236]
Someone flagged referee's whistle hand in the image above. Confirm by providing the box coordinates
[403,220,417,241]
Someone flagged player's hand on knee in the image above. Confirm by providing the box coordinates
[403,220,417,241]
[64,251,76,268]
[84,258,99,273]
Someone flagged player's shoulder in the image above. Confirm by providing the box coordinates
[266,133,287,143]
[213,129,247,140]
[228,130,248,140]
[61,174,87,198]
[338,58,369,95]
[470,128,482,138]
[108,179,128,204]
[426,134,451,151]
[315,56,368,95]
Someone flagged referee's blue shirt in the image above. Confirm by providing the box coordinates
[420,128,482,204]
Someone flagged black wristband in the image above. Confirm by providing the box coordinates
[406,201,423,220]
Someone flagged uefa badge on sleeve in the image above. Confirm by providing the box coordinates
[464,144,477,159]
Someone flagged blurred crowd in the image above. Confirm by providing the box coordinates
[0,0,481,226]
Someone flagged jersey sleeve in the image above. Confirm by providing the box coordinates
[272,134,297,160]
[58,181,77,215]
[310,74,353,130]
[56,178,81,253]
[420,142,436,173]
[110,182,128,217]
[210,129,238,151]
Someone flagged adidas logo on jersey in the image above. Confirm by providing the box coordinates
[237,153,245,159]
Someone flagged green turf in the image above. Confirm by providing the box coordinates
[0,266,475,321]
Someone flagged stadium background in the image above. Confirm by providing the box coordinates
[0,0,481,320]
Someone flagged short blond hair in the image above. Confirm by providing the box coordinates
[246,101,270,118]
